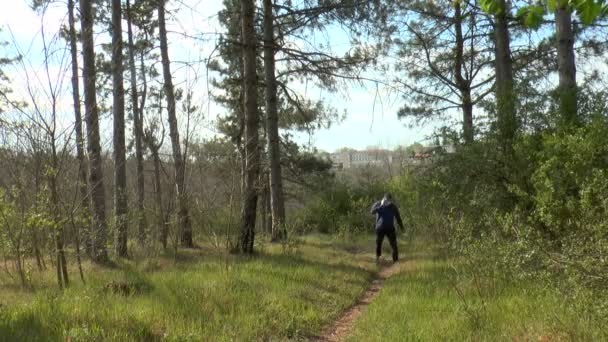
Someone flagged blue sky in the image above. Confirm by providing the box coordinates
[0,0,439,154]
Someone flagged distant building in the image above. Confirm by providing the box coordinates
[330,149,411,169]
[330,145,455,169]
[330,149,403,169]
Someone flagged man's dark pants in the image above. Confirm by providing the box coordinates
[376,226,398,262]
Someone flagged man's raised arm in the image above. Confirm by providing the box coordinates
[370,201,381,215]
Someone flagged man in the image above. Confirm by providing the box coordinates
[371,193,404,263]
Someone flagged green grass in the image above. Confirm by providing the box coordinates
[3,236,605,341]
[348,243,607,341]
[0,235,380,341]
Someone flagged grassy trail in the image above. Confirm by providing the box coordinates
[316,258,418,342]
[347,243,606,341]
[1,236,604,341]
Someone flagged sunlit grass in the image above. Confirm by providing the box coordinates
[4,235,601,341]
[0,234,380,341]
[349,246,607,341]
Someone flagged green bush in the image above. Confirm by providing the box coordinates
[294,180,383,235]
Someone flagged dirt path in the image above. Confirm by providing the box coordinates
[314,260,416,342]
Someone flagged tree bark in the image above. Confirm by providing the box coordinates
[263,0,286,242]
[68,0,91,256]
[454,1,474,144]
[156,157,168,249]
[265,171,272,234]
[126,0,146,245]
[494,0,516,151]
[158,0,193,248]
[112,0,129,258]
[79,0,108,262]
[555,5,577,126]
[50,149,69,289]
[240,0,260,254]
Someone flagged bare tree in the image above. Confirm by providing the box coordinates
[158,0,193,247]
[1,17,71,287]
[143,123,168,249]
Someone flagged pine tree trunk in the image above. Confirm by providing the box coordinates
[79,0,108,262]
[494,0,516,150]
[112,0,129,258]
[68,0,91,256]
[454,1,474,144]
[158,0,193,248]
[240,0,260,254]
[555,5,577,125]
[263,0,286,242]
[126,0,146,245]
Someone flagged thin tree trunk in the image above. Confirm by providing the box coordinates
[47,29,69,286]
[265,172,272,234]
[70,212,85,283]
[263,0,286,242]
[152,146,167,249]
[240,0,260,254]
[50,148,69,289]
[48,248,55,269]
[34,241,43,271]
[555,5,577,125]
[143,132,167,249]
[32,164,44,269]
[260,175,267,234]
[31,162,43,271]
[126,0,146,245]
[238,76,246,195]
[16,248,26,288]
[454,1,474,144]
[463,93,473,143]
[494,0,516,151]
[112,0,129,258]
[80,0,108,263]
[68,0,91,256]
[158,0,193,248]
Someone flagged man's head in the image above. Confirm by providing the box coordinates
[381,193,393,205]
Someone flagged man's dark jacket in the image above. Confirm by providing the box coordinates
[371,201,404,230]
